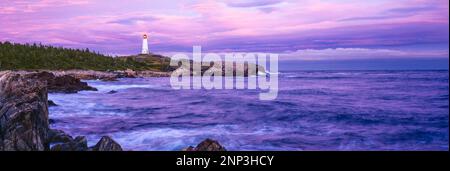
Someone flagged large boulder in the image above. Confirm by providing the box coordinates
[184,138,226,151]
[90,136,123,151]
[48,100,58,107]
[0,72,49,151]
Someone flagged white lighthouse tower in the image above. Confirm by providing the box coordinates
[141,34,149,54]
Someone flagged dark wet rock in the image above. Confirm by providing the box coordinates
[47,129,73,144]
[48,119,56,124]
[90,136,123,151]
[0,72,49,151]
[195,139,227,151]
[48,100,58,106]
[184,139,226,151]
[50,136,88,151]
[48,133,124,151]
[26,71,97,93]
[107,90,118,94]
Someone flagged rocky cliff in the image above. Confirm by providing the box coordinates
[0,72,121,151]
[0,72,49,151]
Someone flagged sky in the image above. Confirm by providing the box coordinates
[0,0,449,69]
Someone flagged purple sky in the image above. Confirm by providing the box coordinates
[0,0,448,60]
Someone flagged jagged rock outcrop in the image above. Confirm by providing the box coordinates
[0,72,122,151]
[50,136,88,151]
[0,72,49,151]
[90,136,123,151]
[48,135,123,151]
[47,129,73,144]
[184,138,226,151]
[48,100,58,107]
[26,71,97,93]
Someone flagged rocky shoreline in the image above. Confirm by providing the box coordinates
[1,69,172,82]
[51,69,172,81]
[0,60,265,82]
[0,71,225,151]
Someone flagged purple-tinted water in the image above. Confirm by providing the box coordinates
[48,71,449,151]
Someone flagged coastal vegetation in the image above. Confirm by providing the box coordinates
[0,42,171,71]
[0,42,263,76]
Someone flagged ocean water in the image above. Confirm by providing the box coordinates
[48,70,449,151]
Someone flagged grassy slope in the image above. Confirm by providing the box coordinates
[118,54,175,72]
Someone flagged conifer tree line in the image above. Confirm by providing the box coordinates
[0,41,155,71]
